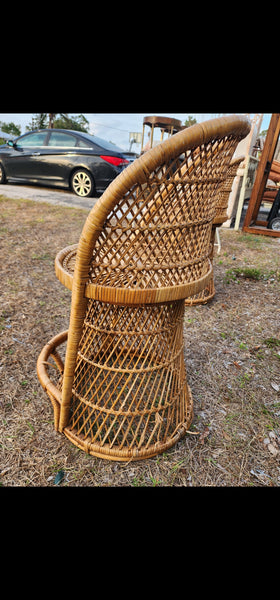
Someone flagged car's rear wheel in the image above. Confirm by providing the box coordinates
[269,217,280,231]
[71,169,94,197]
[0,163,6,184]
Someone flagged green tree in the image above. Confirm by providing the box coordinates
[53,113,90,132]
[27,113,90,133]
[26,114,48,130]
[184,116,197,127]
[0,121,21,136]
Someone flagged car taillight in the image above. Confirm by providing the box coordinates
[100,155,129,167]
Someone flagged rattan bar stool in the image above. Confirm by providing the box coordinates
[185,155,245,305]
[37,116,250,461]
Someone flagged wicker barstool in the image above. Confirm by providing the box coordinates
[185,155,245,305]
[37,116,250,461]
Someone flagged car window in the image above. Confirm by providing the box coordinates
[48,132,78,147]
[81,133,124,153]
[76,138,92,148]
[16,132,48,147]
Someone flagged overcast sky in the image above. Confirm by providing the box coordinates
[0,113,272,151]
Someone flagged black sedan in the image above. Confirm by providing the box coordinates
[0,129,130,197]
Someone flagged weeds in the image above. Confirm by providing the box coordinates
[225,267,262,282]
[224,266,280,284]
[264,337,280,348]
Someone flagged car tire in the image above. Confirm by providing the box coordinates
[70,169,94,198]
[268,217,280,231]
[0,163,6,184]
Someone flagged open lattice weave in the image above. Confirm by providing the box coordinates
[63,300,193,459]
[185,155,245,305]
[37,116,250,460]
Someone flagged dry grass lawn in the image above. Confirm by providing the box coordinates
[1,194,280,486]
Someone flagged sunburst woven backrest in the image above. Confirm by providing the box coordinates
[89,150,219,295]
[59,116,250,428]
[74,118,249,301]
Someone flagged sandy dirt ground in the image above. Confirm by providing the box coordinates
[1,194,280,486]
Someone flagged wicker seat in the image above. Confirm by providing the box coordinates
[185,155,245,305]
[37,116,250,461]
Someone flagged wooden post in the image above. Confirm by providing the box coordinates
[243,113,280,229]
[150,123,154,148]
[141,122,145,152]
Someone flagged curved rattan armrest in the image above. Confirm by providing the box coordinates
[55,245,78,291]
[37,330,67,400]
[37,330,68,430]
[55,244,213,304]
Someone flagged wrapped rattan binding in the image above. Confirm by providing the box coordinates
[37,116,250,461]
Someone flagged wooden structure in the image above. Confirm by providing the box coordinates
[141,116,184,152]
[243,113,280,237]
[233,113,263,231]
[37,115,250,461]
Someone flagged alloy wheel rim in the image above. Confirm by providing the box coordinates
[272,219,280,231]
[73,171,92,197]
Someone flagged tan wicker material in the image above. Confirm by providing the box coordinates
[214,156,245,226]
[185,156,245,305]
[37,116,250,460]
